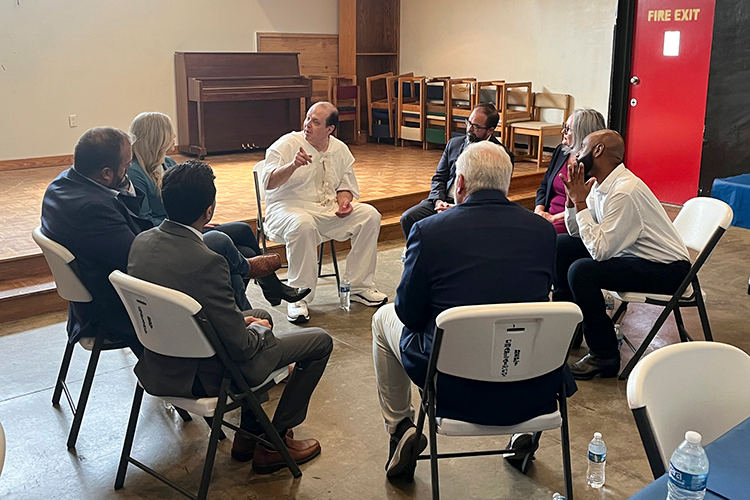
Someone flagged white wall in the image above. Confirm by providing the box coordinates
[400,0,618,120]
[0,0,338,161]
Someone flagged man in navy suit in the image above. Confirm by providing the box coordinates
[373,141,567,479]
[41,127,150,353]
[399,102,514,238]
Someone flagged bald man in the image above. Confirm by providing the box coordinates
[555,130,690,379]
[261,102,388,323]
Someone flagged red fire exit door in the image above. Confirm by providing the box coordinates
[624,0,716,204]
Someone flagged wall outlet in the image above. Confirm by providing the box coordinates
[68,114,77,128]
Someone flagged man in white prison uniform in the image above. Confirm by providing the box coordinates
[261,102,388,323]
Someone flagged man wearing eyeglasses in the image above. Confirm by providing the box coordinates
[399,102,514,239]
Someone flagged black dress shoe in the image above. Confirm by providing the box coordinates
[264,284,311,306]
[504,433,540,474]
[569,353,620,380]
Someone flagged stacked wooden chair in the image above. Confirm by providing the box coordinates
[424,77,451,147]
[397,75,427,147]
[447,78,477,138]
[366,72,414,142]
[508,92,571,168]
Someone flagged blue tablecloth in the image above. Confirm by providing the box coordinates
[629,416,750,499]
[712,174,750,229]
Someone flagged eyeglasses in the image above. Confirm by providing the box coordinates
[465,119,490,131]
[562,124,571,133]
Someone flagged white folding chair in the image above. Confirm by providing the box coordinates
[406,302,583,500]
[252,160,341,290]
[32,226,134,449]
[0,421,5,478]
[108,270,294,500]
[627,341,750,478]
[611,197,733,379]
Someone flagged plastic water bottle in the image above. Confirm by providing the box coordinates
[339,276,350,311]
[587,432,606,488]
[614,323,623,348]
[552,493,566,500]
[667,431,709,500]
[604,291,615,311]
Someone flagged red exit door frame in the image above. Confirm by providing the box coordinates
[621,0,716,204]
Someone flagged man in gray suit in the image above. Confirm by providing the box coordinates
[127,160,333,474]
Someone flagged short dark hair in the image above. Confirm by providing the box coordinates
[161,160,216,225]
[73,127,131,177]
[474,102,500,129]
[325,106,339,131]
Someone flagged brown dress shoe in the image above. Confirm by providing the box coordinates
[246,254,282,279]
[252,436,321,474]
[231,429,294,462]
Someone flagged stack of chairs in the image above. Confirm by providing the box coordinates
[447,78,477,139]
[330,75,360,143]
[366,72,414,142]
[424,77,451,147]
[397,75,426,147]
[501,82,533,146]
[508,92,571,169]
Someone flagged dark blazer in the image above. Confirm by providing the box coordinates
[41,167,151,346]
[127,221,282,398]
[397,189,572,426]
[534,144,569,209]
[428,135,514,202]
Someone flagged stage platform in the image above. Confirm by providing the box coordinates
[0,142,546,323]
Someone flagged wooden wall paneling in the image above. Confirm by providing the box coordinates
[256,32,339,76]
[338,0,357,75]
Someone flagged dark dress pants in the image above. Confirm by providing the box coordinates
[202,229,252,311]
[401,199,446,238]
[553,234,690,359]
[240,327,333,435]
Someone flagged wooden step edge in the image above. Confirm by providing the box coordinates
[0,286,67,324]
[0,280,57,300]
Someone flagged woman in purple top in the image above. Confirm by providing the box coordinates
[533,108,606,233]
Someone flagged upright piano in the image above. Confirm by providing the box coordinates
[175,52,312,158]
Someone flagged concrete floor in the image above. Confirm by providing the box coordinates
[1,231,749,500]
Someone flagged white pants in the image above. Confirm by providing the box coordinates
[372,303,415,434]
[265,201,381,303]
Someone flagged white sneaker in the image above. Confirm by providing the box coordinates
[351,288,388,307]
[287,300,310,323]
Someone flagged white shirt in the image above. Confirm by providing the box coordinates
[169,220,204,241]
[262,131,360,209]
[565,164,689,263]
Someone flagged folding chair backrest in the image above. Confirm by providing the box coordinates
[673,197,733,254]
[32,226,92,303]
[109,270,215,358]
[253,160,267,202]
[0,421,5,479]
[435,302,582,382]
[627,342,750,467]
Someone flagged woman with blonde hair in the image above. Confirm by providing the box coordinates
[533,108,606,233]
[128,112,309,308]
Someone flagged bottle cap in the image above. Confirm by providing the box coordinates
[685,431,702,444]
[594,432,602,439]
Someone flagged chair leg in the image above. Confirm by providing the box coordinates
[428,395,440,500]
[115,385,144,490]
[612,301,629,324]
[673,308,691,342]
[519,432,542,474]
[317,244,324,278]
[559,387,574,500]
[52,340,75,406]
[330,241,340,291]
[197,384,229,500]
[618,301,677,380]
[174,406,193,422]
[67,334,105,449]
[537,132,544,169]
[407,399,429,483]
[246,392,302,478]
[693,280,713,341]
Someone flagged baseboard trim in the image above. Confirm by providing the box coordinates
[0,154,74,172]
